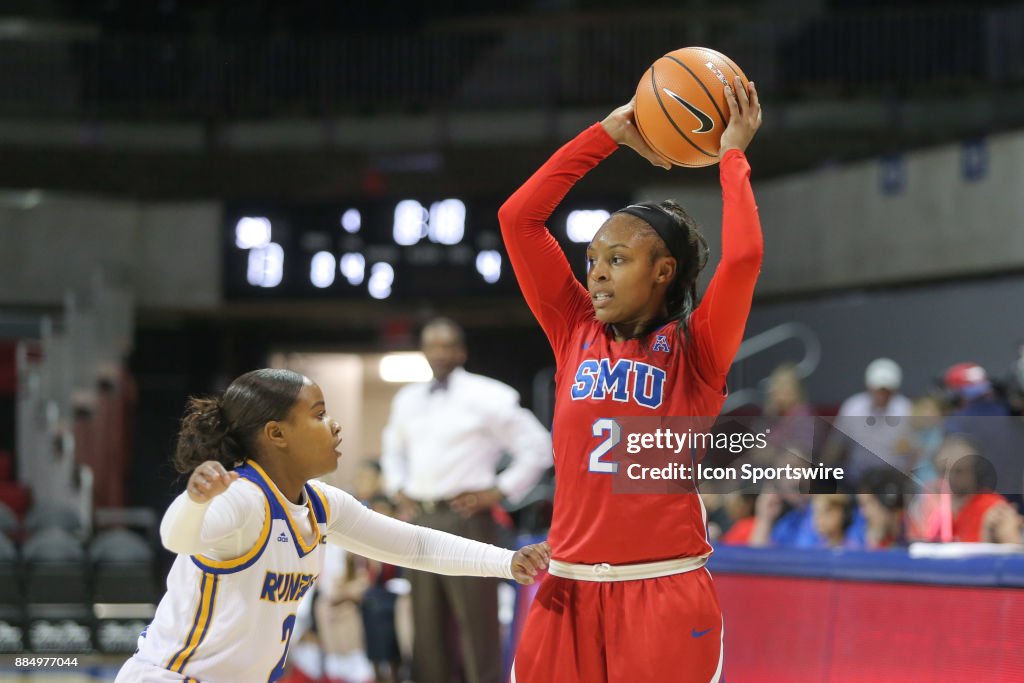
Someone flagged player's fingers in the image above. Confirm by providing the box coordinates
[734,76,749,113]
[520,547,545,572]
[513,571,535,586]
[633,139,672,170]
[748,81,762,127]
[529,543,550,566]
[206,461,227,476]
[724,84,740,121]
[516,550,538,573]
[205,462,233,486]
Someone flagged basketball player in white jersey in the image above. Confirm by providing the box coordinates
[116,368,550,683]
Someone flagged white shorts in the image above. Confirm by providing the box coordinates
[114,656,188,682]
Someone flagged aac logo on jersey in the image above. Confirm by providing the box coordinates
[570,358,666,409]
[652,335,671,353]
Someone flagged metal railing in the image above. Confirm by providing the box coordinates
[723,322,821,414]
[1,6,1023,119]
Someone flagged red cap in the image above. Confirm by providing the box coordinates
[944,363,990,396]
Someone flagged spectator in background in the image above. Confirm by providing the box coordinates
[726,363,813,479]
[851,468,907,549]
[719,492,758,545]
[823,358,912,486]
[354,460,385,504]
[381,318,553,683]
[1006,341,1024,416]
[811,494,856,548]
[893,395,945,486]
[749,450,821,548]
[357,494,412,683]
[944,363,1010,425]
[943,363,1022,510]
[942,436,1021,544]
[910,434,1022,544]
[761,362,815,458]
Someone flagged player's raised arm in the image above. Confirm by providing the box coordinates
[498,120,623,354]
[690,77,764,384]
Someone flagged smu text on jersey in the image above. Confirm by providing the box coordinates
[570,359,667,409]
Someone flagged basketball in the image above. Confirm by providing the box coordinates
[634,46,749,167]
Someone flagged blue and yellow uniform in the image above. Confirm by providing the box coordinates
[121,462,330,683]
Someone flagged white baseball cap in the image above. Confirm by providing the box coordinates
[865,358,902,390]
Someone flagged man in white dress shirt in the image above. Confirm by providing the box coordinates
[381,318,552,683]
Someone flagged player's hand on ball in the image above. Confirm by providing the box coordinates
[510,541,551,585]
[187,460,239,503]
[719,77,761,155]
[602,99,673,170]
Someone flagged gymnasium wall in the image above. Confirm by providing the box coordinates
[0,195,221,308]
[2,125,1023,367]
[641,130,1024,296]
[736,275,1024,404]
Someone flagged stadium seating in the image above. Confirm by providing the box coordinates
[24,503,82,537]
[22,527,90,606]
[89,528,158,604]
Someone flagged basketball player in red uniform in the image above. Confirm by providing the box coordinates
[498,77,762,682]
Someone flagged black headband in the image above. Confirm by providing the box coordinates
[614,202,685,263]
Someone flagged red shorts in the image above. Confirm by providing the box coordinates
[511,567,724,683]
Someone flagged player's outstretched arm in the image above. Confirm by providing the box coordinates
[321,484,550,584]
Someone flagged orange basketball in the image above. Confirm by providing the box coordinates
[634,46,749,167]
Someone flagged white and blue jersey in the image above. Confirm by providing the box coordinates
[129,462,330,683]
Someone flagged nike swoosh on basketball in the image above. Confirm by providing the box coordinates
[692,628,713,638]
[662,88,715,134]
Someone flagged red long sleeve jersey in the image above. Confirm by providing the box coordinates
[498,123,763,564]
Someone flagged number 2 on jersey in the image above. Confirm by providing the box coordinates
[589,418,621,473]
[268,614,296,682]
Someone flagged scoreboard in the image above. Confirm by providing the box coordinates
[223,194,629,301]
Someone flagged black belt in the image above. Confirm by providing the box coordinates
[411,497,452,511]
[412,497,456,514]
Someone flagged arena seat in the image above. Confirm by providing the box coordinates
[24,503,82,536]
[0,532,21,612]
[22,527,90,606]
[0,501,18,540]
[89,528,158,604]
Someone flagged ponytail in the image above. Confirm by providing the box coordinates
[173,397,245,474]
[659,200,709,346]
[172,368,306,474]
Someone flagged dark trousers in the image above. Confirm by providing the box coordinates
[410,506,502,683]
